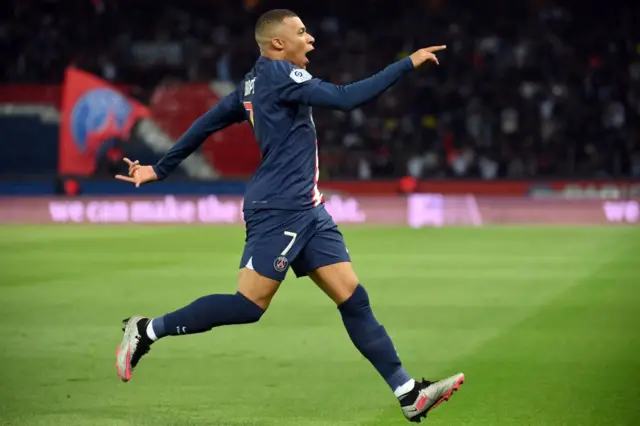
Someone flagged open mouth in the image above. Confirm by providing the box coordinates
[304,47,314,64]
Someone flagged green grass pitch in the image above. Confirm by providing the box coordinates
[0,225,639,426]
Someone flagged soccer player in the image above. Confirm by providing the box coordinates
[115,9,464,423]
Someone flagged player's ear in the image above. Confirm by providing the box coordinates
[271,36,285,51]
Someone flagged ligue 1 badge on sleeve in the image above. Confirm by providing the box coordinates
[289,68,312,83]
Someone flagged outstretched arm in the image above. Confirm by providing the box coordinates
[116,90,246,186]
[153,91,246,179]
[279,46,446,111]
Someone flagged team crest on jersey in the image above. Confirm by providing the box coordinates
[273,255,289,272]
[289,68,312,83]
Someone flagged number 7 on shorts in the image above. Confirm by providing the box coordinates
[281,231,297,256]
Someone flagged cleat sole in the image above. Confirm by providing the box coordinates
[430,374,464,411]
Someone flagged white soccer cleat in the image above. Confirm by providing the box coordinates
[399,373,465,423]
[115,316,152,382]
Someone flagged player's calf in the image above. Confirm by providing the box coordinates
[115,269,279,381]
[147,291,264,339]
[324,275,464,421]
[115,291,265,382]
[337,286,465,421]
[337,283,415,393]
[309,264,415,394]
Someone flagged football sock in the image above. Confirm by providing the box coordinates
[338,284,413,394]
[393,378,416,398]
[146,320,158,341]
[149,292,264,339]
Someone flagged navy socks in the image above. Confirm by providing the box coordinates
[146,284,412,395]
[150,292,264,338]
[338,284,413,391]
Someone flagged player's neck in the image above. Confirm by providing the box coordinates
[261,51,283,60]
[260,49,289,64]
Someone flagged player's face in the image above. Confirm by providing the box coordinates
[280,16,315,69]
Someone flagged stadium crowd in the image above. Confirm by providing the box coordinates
[3,0,639,179]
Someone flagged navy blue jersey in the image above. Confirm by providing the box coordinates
[152,55,414,210]
[241,57,325,210]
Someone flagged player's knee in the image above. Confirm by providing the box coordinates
[337,284,371,316]
[310,262,360,304]
[237,267,280,311]
[244,309,264,324]
[235,291,266,324]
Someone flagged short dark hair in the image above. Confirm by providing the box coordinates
[255,9,298,37]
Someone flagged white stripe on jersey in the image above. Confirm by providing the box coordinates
[312,140,323,207]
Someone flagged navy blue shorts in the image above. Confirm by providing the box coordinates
[239,204,351,281]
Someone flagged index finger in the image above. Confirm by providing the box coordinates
[425,45,447,53]
[115,174,137,184]
[123,157,134,166]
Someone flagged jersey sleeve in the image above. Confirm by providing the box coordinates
[270,60,322,105]
[275,57,414,111]
[152,89,246,180]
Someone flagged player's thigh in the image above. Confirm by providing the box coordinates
[291,206,358,304]
[236,267,280,310]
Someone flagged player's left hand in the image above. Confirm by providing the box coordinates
[115,157,158,188]
[409,45,447,68]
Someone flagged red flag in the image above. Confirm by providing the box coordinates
[59,67,151,175]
